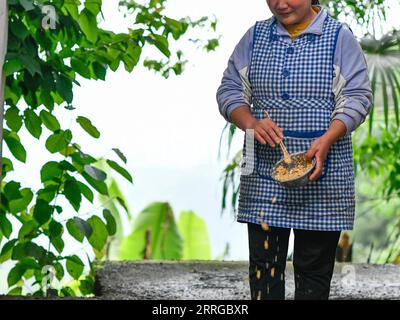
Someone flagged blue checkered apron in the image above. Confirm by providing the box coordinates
[237,15,355,231]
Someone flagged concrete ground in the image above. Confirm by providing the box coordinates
[94,260,400,300]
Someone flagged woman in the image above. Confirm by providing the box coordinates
[216,0,372,300]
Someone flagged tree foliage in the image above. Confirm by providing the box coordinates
[0,0,218,297]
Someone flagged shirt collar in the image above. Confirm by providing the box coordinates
[274,6,327,38]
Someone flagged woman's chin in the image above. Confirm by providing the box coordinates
[277,14,301,25]
[278,15,294,24]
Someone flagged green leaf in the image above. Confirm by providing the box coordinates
[19,54,41,76]
[3,58,24,76]
[4,180,21,201]
[24,242,46,261]
[64,179,82,211]
[63,1,79,21]
[81,172,109,196]
[96,176,130,238]
[66,255,84,280]
[33,200,53,226]
[73,217,93,238]
[40,161,62,183]
[66,219,84,242]
[107,47,121,60]
[54,262,64,281]
[1,157,14,177]
[45,131,70,153]
[87,216,108,251]
[4,133,26,163]
[91,61,107,80]
[116,196,129,216]
[11,242,27,260]
[177,211,211,259]
[79,279,94,295]
[85,0,102,16]
[60,160,77,172]
[24,109,42,139]
[37,185,58,202]
[71,58,91,79]
[20,258,40,270]
[8,188,33,214]
[76,116,100,138]
[24,266,35,280]
[119,202,183,260]
[109,59,120,72]
[84,164,106,181]
[0,239,18,263]
[76,181,94,203]
[152,34,170,58]
[55,205,63,214]
[10,18,29,40]
[56,74,73,104]
[112,148,127,163]
[23,268,35,280]
[205,38,219,52]
[102,209,116,236]
[8,263,26,287]
[0,214,13,239]
[39,110,61,132]
[61,286,76,297]
[106,159,133,183]
[18,220,39,243]
[78,9,98,43]
[60,145,76,157]
[5,107,23,132]
[165,17,184,39]
[71,150,97,168]
[40,90,55,110]
[123,43,141,72]
[51,236,64,253]
[7,287,22,296]
[49,220,64,238]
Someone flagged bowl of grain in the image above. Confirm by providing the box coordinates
[271,152,316,188]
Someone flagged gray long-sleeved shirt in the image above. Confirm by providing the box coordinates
[216,8,373,136]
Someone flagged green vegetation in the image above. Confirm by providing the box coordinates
[0,0,218,297]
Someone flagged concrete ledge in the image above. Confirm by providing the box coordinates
[94,260,400,300]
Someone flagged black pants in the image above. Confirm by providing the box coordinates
[247,222,341,300]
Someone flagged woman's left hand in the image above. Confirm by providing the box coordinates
[305,135,334,181]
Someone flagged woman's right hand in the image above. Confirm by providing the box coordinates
[229,106,284,147]
[249,118,284,148]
